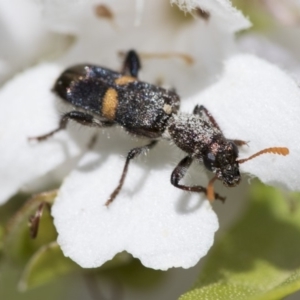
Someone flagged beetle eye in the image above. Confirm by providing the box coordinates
[203,152,216,171]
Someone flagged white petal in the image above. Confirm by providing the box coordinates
[52,128,218,270]
[46,0,240,98]
[172,0,251,32]
[238,34,300,81]
[44,0,250,35]
[0,64,92,204]
[0,0,69,83]
[185,54,300,191]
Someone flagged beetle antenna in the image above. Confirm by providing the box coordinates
[237,147,289,164]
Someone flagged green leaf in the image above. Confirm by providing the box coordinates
[19,245,148,291]
[180,182,300,300]
[0,260,78,300]
[231,0,275,31]
[19,241,80,291]
[0,225,4,258]
[100,255,165,289]
[3,191,57,264]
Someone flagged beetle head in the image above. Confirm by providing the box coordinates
[202,139,241,187]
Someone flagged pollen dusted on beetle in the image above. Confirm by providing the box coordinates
[29,49,289,205]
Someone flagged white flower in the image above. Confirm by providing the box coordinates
[0,0,69,84]
[1,0,299,271]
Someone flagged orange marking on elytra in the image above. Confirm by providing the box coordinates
[102,88,118,120]
[115,76,136,85]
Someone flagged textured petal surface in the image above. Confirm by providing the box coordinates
[52,129,219,270]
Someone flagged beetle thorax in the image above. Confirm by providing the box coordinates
[165,113,222,157]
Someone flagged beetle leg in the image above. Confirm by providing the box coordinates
[105,140,158,206]
[231,139,248,146]
[171,155,225,202]
[122,49,141,78]
[193,105,248,147]
[29,111,114,141]
[193,105,221,131]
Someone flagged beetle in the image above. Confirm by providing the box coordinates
[30,50,289,205]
